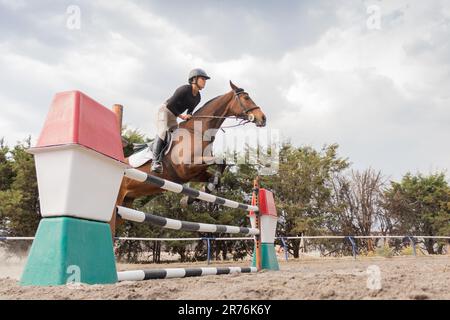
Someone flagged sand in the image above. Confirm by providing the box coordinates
[1,255,449,300]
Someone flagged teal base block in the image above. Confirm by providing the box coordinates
[252,242,279,271]
[21,217,117,286]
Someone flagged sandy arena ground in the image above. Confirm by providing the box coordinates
[1,255,449,300]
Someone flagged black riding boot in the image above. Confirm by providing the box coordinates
[151,136,165,173]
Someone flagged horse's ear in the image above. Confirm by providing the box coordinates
[229,80,239,91]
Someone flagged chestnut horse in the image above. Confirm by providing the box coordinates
[110,81,267,234]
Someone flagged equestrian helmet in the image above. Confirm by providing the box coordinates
[188,68,210,83]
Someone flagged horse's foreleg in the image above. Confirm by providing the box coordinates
[180,168,226,206]
[110,188,128,237]
[178,170,210,207]
[115,196,134,229]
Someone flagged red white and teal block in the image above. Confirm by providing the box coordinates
[250,188,279,270]
[21,91,126,286]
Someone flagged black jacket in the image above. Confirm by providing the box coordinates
[165,85,201,116]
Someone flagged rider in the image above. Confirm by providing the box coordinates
[151,68,210,173]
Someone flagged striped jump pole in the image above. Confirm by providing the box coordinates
[124,168,259,212]
[116,206,260,235]
[0,237,35,241]
[118,267,258,281]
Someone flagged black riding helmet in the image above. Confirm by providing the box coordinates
[188,68,210,84]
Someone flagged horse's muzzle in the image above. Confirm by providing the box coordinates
[256,115,266,127]
[248,113,266,127]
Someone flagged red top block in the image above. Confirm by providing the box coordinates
[36,91,125,162]
[258,189,277,216]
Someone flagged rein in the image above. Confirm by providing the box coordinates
[188,89,260,131]
[182,115,251,131]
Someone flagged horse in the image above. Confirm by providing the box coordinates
[110,81,267,234]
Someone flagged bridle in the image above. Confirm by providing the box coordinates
[233,88,261,122]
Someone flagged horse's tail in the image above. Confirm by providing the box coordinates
[121,136,129,147]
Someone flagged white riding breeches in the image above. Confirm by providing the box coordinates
[156,103,178,140]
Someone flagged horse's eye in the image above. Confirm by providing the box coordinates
[244,96,250,100]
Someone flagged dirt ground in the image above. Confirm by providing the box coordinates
[1,255,449,300]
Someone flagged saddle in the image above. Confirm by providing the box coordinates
[128,131,173,168]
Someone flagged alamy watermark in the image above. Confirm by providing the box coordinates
[366,5,381,30]
[169,122,280,175]
[66,5,81,30]
[66,264,82,289]
[366,265,382,290]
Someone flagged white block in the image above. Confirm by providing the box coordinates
[260,215,278,243]
[30,144,127,222]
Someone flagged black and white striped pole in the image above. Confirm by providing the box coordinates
[116,206,260,235]
[117,267,257,281]
[124,169,259,212]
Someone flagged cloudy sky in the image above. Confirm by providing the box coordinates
[0,0,449,180]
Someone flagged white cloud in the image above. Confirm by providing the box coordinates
[0,0,449,179]
[0,0,26,11]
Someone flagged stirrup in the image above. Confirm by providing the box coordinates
[151,161,163,173]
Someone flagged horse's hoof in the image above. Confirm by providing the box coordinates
[180,196,189,208]
[151,168,163,174]
[151,161,163,174]
[207,183,215,192]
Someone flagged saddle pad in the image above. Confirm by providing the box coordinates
[128,144,154,168]
[128,133,174,168]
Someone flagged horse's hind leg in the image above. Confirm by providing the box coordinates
[109,186,134,237]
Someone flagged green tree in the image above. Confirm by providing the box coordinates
[261,142,350,257]
[0,139,14,191]
[384,172,450,254]
[121,126,149,157]
[0,138,40,252]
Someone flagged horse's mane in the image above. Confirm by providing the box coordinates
[192,87,244,116]
[192,95,224,116]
